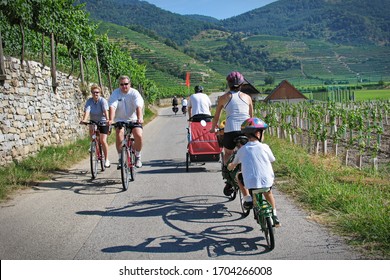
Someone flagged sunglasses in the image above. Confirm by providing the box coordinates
[92,91,100,94]
[120,83,129,86]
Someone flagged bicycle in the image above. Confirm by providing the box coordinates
[250,188,275,251]
[81,120,106,179]
[223,154,250,217]
[113,121,137,191]
[222,135,250,216]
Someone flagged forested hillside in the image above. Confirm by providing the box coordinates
[77,0,221,46]
[81,0,389,47]
[222,0,390,46]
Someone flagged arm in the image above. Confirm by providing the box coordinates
[136,106,143,124]
[210,94,226,132]
[80,111,90,124]
[227,162,238,171]
[109,106,115,125]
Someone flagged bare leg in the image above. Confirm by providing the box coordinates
[115,128,124,154]
[236,172,250,197]
[132,127,143,154]
[263,191,276,210]
[100,133,109,160]
[223,148,234,165]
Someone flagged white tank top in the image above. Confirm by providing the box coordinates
[224,91,250,132]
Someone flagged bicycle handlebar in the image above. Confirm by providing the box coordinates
[80,120,108,126]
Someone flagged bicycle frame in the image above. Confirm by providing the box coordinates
[115,122,137,191]
[251,188,275,250]
[82,121,105,179]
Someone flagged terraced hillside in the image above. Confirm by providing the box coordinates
[186,32,390,87]
[96,22,225,94]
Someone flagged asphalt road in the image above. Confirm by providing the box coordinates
[0,94,362,260]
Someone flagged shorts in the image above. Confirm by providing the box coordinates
[223,131,243,150]
[97,124,110,134]
[237,173,273,191]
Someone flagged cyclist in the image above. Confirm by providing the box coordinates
[210,71,253,195]
[227,117,280,227]
[181,96,188,115]
[108,75,144,169]
[80,84,111,168]
[188,85,212,121]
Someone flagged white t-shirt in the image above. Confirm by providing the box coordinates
[188,93,211,116]
[108,88,144,122]
[232,141,275,189]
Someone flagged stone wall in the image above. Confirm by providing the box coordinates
[0,56,88,166]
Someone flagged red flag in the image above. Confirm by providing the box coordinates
[185,72,190,88]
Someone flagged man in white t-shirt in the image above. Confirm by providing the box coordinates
[188,85,212,121]
[108,75,144,168]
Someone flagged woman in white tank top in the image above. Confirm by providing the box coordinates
[211,71,253,165]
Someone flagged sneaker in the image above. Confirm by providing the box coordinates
[223,183,234,196]
[135,157,142,168]
[104,159,111,168]
[273,215,281,227]
[117,159,122,170]
[243,200,253,210]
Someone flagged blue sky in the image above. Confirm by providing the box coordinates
[143,0,277,20]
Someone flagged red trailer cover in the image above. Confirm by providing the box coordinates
[188,121,221,155]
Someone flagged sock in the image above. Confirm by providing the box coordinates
[118,153,121,161]
[244,195,252,202]
[273,209,277,216]
[135,151,141,158]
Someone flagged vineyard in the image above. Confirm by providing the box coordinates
[255,100,390,171]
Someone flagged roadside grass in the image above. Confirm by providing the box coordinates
[268,136,390,259]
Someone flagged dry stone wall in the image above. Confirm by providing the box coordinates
[0,56,88,166]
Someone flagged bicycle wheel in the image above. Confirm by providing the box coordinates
[129,148,136,181]
[99,144,105,172]
[264,216,275,250]
[90,142,98,179]
[120,146,130,191]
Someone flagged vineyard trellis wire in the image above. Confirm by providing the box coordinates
[255,100,390,170]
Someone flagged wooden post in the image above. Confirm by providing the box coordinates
[50,32,58,93]
[0,30,6,83]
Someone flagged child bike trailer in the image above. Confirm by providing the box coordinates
[186,118,222,172]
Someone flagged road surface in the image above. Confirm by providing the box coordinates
[0,94,362,260]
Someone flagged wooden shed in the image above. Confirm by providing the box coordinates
[263,80,307,103]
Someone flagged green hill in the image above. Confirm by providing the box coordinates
[96,22,225,94]
[222,0,390,46]
[81,0,390,89]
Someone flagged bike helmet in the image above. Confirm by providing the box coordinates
[241,117,268,141]
[226,71,245,88]
[194,85,204,93]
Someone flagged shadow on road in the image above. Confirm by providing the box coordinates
[35,169,123,195]
[77,195,272,257]
[138,159,221,174]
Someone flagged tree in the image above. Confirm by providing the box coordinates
[264,75,275,85]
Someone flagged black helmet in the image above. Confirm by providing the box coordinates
[194,85,204,93]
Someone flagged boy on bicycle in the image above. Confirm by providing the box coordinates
[227,117,280,227]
